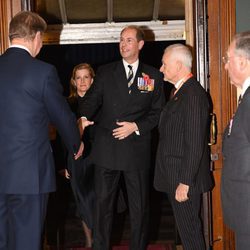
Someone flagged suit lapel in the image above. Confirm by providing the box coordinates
[159,96,176,127]
[242,86,250,101]
[113,61,143,101]
[129,62,151,99]
[159,79,194,127]
[113,61,130,103]
[113,61,151,112]
[129,62,142,94]
[174,77,193,99]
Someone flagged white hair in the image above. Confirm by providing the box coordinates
[164,44,193,70]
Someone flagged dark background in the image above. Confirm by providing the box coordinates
[38,41,184,97]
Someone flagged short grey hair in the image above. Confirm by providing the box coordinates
[234,31,250,60]
[164,44,192,70]
[9,11,47,41]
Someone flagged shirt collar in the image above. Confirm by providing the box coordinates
[174,73,193,93]
[174,77,184,90]
[122,59,139,76]
[241,77,250,97]
[9,45,31,55]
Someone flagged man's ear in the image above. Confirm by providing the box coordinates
[34,31,41,41]
[138,40,144,50]
[239,56,249,71]
[33,31,41,48]
[176,60,182,72]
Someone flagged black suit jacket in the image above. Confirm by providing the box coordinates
[0,48,80,194]
[221,86,250,234]
[154,77,214,194]
[78,60,164,171]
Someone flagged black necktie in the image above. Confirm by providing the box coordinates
[127,65,133,93]
[170,86,177,99]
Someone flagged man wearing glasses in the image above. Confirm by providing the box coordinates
[221,31,250,250]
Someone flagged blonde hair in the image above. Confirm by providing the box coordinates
[69,63,95,98]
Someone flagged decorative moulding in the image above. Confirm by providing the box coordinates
[43,20,185,45]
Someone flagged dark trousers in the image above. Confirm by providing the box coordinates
[0,193,48,250]
[93,166,149,250]
[167,192,206,250]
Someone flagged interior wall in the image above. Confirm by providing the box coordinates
[236,0,250,32]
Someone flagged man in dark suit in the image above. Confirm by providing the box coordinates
[0,11,83,250]
[221,31,250,250]
[154,44,214,250]
[78,25,164,250]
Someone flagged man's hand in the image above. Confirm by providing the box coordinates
[112,121,138,140]
[74,141,84,160]
[78,117,94,136]
[175,183,189,202]
[58,169,71,179]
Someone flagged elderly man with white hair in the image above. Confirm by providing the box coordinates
[154,43,214,250]
[221,31,250,250]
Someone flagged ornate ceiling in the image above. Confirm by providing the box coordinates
[33,0,186,44]
[35,0,185,24]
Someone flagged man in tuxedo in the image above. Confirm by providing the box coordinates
[221,31,250,250]
[154,44,214,250]
[0,11,83,250]
[78,25,164,250]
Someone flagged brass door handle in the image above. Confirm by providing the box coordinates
[208,113,217,146]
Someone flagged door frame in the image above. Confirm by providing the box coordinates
[207,0,237,249]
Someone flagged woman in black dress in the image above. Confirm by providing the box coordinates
[64,63,95,247]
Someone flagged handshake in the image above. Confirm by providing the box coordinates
[78,117,94,137]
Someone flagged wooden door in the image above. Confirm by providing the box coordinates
[0,0,21,54]
[207,0,237,249]
[179,0,237,249]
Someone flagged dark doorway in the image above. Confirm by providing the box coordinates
[41,40,183,248]
[39,41,184,96]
